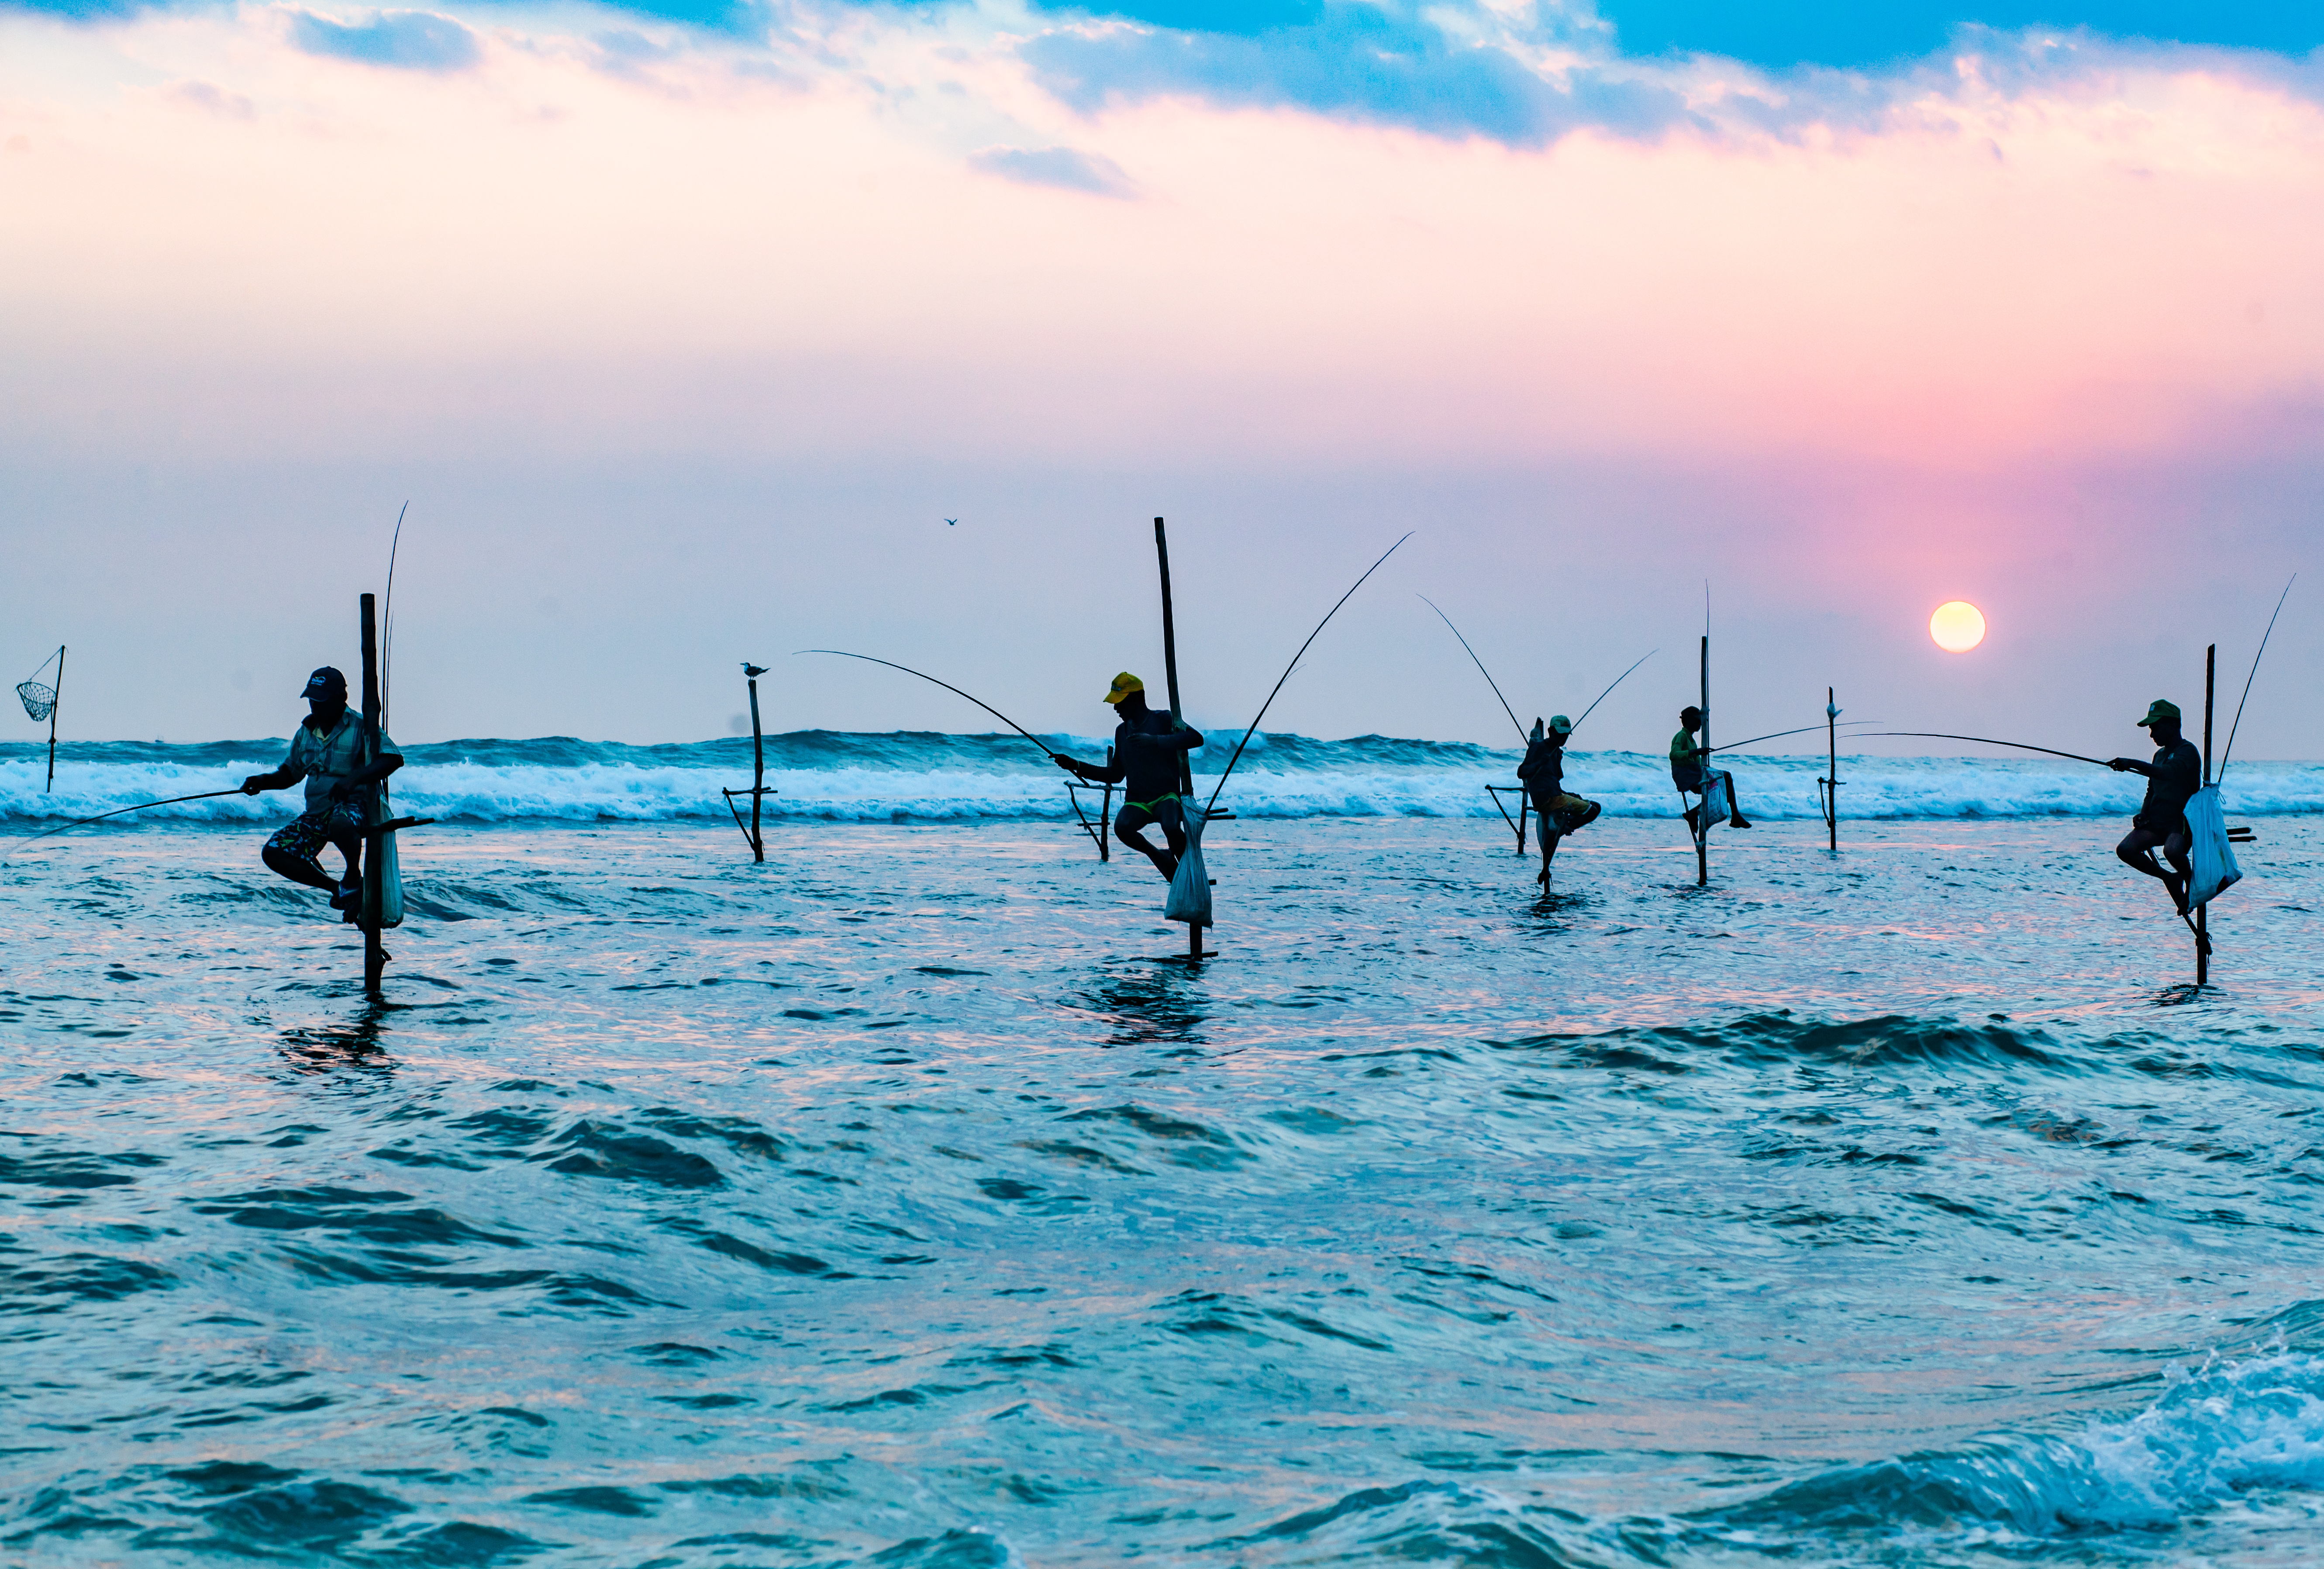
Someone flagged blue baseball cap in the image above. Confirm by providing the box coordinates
[301,667,348,702]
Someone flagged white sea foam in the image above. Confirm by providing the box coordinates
[2,745,2318,825]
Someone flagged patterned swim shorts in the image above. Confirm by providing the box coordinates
[265,800,365,871]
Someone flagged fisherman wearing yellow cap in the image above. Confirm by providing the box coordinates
[2108,698,2202,914]
[1053,673,1205,880]
[1517,715,1602,886]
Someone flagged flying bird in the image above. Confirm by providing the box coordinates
[945,518,958,526]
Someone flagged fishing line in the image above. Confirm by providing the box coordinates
[798,650,1062,763]
[1858,732,2110,767]
[1204,534,1410,815]
[2,787,249,865]
[1417,595,1525,744]
[2219,573,2294,780]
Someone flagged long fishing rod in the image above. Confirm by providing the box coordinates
[382,501,407,731]
[1858,731,2110,767]
[2219,573,2294,780]
[2,787,249,865]
[1714,720,1878,754]
[1417,595,1524,744]
[798,650,1063,763]
[1205,534,1411,815]
[1571,649,1655,733]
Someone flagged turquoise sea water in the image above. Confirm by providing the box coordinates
[3,745,2323,1564]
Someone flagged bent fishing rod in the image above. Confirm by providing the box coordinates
[797,650,1064,763]
[1572,649,1655,732]
[1714,720,1879,754]
[2,787,250,865]
[1857,732,2110,766]
[2220,573,2294,780]
[1205,534,1411,815]
[1418,596,1653,741]
[1417,595,1524,743]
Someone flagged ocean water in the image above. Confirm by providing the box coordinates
[6,731,2324,827]
[4,737,2324,1566]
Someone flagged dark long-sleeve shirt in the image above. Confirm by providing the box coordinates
[1517,738,1565,802]
[2132,738,2201,830]
[1079,710,1202,803]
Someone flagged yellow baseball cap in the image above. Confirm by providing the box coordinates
[1104,672,1145,705]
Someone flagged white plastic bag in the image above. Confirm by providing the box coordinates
[363,784,405,930]
[2184,784,2241,910]
[1700,771,1731,831]
[1164,808,1211,928]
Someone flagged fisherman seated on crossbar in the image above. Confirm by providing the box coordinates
[2108,698,2200,917]
[240,667,403,921]
[1670,705,1752,833]
[1518,715,1601,884]
[1053,672,1203,881]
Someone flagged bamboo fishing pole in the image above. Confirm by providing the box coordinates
[0,786,249,865]
[1202,533,1412,817]
[797,651,1065,764]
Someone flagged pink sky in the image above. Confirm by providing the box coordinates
[1,5,2317,752]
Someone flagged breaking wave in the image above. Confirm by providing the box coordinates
[2,732,2319,825]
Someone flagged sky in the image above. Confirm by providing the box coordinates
[1,0,2318,758]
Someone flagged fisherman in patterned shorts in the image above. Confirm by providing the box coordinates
[239,667,403,919]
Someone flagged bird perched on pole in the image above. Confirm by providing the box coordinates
[743,663,768,679]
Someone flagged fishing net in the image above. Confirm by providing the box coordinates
[2184,785,2241,909]
[17,680,55,722]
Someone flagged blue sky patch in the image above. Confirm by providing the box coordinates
[1595,0,2322,67]
[289,9,479,69]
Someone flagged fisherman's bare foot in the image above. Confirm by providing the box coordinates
[2165,875,2190,916]
[1730,814,1753,828]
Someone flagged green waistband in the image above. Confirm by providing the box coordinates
[1124,793,1180,814]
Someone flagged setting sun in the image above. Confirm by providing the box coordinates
[1930,600,1987,653]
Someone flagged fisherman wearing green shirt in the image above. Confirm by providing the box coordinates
[239,667,403,919]
[1670,705,1751,833]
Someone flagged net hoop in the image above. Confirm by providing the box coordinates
[17,681,55,722]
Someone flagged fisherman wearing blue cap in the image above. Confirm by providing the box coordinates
[2109,698,2200,915]
[239,667,403,918]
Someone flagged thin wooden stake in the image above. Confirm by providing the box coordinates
[1154,517,1203,960]
[45,646,62,794]
[360,594,386,998]
[1826,686,1838,853]
[2198,643,2214,986]
[1696,632,1709,887]
[747,670,767,863]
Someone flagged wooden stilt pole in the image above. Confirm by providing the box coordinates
[2198,644,2214,986]
[43,645,62,793]
[746,670,767,863]
[359,594,386,998]
[1154,517,1202,961]
[1826,686,1838,853]
[1696,633,1709,886]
